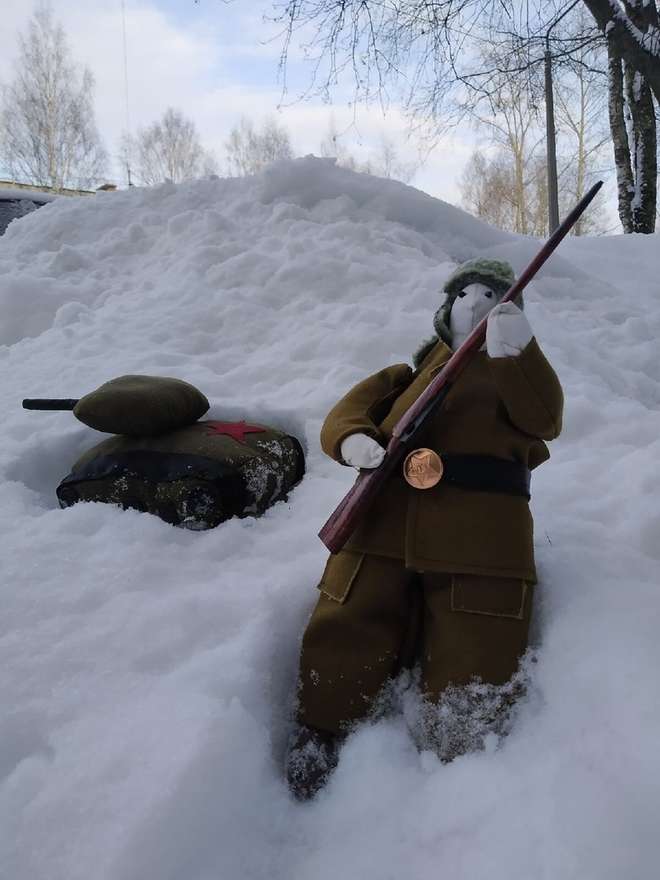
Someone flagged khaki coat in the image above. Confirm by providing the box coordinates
[320,337,563,583]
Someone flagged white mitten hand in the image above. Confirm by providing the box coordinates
[486,302,533,358]
[340,433,385,469]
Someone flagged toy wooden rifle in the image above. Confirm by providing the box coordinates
[319,180,603,554]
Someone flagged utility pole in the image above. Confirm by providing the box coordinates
[545,43,560,233]
[545,0,581,232]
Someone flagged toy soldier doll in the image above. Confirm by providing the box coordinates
[286,258,564,800]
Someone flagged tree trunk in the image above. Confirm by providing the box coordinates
[608,42,635,233]
[582,0,660,105]
[574,71,589,235]
[624,65,657,233]
[515,151,527,234]
[584,0,659,232]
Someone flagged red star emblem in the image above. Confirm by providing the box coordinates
[204,420,267,444]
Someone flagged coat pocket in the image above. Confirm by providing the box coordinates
[450,574,528,620]
[317,551,365,604]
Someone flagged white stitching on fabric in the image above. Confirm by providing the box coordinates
[450,575,527,619]
[318,553,365,604]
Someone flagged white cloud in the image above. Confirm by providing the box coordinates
[0,0,473,202]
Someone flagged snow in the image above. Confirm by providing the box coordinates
[610,4,660,59]
[631,142,644,214]
[1,156,659,879]
[642,24,660,57]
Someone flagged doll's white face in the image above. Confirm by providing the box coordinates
[449,282,498,346]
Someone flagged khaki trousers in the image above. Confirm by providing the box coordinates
[298,551,534,735]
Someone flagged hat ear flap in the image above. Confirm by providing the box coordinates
[412,336,439,369]
[433,296,454,345]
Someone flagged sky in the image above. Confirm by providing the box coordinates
[0,0,478,203]
[0,0,622,230]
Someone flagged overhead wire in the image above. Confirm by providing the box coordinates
[121,0,133,186]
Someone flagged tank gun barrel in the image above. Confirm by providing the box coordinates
[22,399,79,411]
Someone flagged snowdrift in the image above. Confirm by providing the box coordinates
[1,157,659,880]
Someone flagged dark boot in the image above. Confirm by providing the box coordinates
[285,723,342,801]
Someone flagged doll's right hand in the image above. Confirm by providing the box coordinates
[340,433,385,469]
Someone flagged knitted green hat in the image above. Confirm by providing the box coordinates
[443,258,515,299]
[413,258,520,368]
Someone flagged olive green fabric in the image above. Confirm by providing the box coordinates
[298,551,534,735]
[73,375,209,436]
[57,420,305,528]
[443,258,516,299]
[320,337,563,582]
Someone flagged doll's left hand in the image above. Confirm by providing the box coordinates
[486,302,533,358]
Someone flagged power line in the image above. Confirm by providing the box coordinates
[121,0,133,186]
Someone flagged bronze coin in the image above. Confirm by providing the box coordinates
[403,448,444,489]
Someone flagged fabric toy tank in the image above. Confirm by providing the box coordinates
[57,419,305,529]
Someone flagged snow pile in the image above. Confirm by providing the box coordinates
[1,157,659,880]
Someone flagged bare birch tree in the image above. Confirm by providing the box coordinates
[132,108,217,185]
[225,117,293,176]
[460,150,552,235]
[553,39,610,234]
[460,151,522,232]
[365,133,419,182]
[460,35,609,236]
[319,116,418,182]
[467,49,544,235]
[606,32,657,233]
[319,115,361,170]
[0,2,107,191]
[270,0,660,232]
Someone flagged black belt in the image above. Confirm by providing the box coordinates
[435,454,530,498]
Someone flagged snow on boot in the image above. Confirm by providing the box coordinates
[285,723,341,801]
